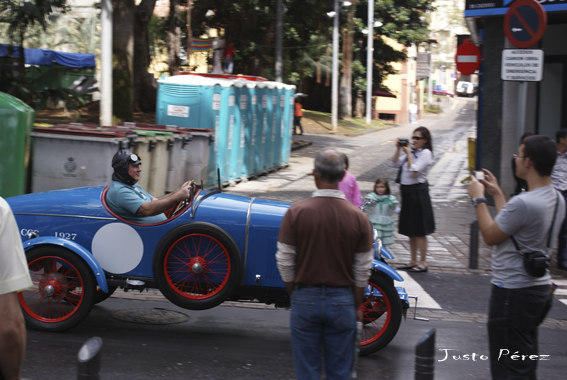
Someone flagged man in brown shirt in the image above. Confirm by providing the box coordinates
[276,148,373,380]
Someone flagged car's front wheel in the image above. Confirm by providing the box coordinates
[359,270,403,356]
[153,222,241,310]
[19,246,97,332]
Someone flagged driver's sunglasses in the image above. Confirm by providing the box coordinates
[412,136,423,140]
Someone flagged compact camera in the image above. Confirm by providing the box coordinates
[398,138,409,147]
[473,170,485,181]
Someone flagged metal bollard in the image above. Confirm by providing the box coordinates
[469,219,479,269]
[415,328,435,380]
[77,337,103,380]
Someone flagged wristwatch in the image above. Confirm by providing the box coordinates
[471,197,487,208]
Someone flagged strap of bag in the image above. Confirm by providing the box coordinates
[511,191,561,253]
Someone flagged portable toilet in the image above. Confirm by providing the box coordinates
[254,82,267,173]
[241,81,257,177]
[156,75,234,182]
[281,84,296,164]
[262,82,277,170]
[232,80,249,180]
[224,84,240,181]
[272,83,285,167]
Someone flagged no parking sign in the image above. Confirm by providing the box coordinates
[504,0,547,48]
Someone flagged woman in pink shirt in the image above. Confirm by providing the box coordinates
[338,154,362,207]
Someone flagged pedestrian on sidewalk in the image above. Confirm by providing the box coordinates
[551,128,567,271]
[0,197,33,380]
[392,126,435,273]
[362,178,399,246]
[338,154,362,208]
[293,99,304,135]
[224,42,235,74]
[276,148,373,380]
[468,135,564,380]
[409,101,418,124]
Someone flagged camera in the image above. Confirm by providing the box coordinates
[473,170,485,181]
[398,138,409,147]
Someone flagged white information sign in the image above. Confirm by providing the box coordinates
[501,49,544,82]
[167,105,189,118]
[212,93,221,110]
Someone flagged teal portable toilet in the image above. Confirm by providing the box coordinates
[281,84,296,164]
[273,83,286,167]
[227,81,246,181]
[156,75,215,129]
[241,82,257,177]
[254,82,267,173]
[232,80,250,179]
[262,82,277,170]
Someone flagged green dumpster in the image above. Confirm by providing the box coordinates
[0,92,34,197]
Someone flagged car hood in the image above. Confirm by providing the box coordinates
[7,186,109,218]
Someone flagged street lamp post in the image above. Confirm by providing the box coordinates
[331,0,339,131]
[365,0,374,126]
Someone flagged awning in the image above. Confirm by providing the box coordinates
[0,44,95,68]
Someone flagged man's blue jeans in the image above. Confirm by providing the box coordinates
[488,285,552,380]
[290,285,356,380]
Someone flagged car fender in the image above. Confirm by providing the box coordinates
[380,245,395,260]
[371,259,404,282]
[23,237,108,292]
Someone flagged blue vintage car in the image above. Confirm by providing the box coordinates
[7,166,408,355]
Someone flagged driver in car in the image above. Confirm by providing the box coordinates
[106,149,192,223]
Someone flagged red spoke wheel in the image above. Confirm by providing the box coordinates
[154,222,241,310]
[19,246,96,332]
[359,271,402,356]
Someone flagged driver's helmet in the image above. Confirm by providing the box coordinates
[112,149,141,186]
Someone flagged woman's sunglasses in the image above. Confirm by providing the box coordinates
[412,136,423,140]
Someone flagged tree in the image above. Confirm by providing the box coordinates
[0,0,67,85]
[134,0,158,112]
[167,0,181,76]
[112,0,135,122]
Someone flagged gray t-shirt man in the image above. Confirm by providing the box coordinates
[493,185,565,288]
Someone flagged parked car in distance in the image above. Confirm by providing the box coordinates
[424,84,454,98]
[456,81,475,97]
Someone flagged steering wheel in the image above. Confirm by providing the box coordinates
[167,181,196,218]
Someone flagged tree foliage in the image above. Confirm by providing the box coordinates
[186,0,433,113]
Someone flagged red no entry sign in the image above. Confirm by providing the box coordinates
[504,0,547,49]
[456,43,481,75]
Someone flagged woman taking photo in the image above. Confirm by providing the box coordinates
[392,126,435,273]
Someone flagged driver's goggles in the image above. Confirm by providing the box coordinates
[128,154,141,165]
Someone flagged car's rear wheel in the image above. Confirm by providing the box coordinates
[19,246,96,332]
[359,271,403,356]
[153,222,241,310]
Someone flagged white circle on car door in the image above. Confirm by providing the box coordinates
[92,223,144,274]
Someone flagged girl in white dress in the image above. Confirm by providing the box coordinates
[363,178,399,246]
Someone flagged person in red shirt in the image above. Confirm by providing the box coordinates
[224,42,235,74]
[293,99,304,135]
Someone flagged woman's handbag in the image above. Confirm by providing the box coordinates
[511,192,560,278]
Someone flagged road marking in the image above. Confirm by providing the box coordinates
[381,140,395,146]
[395,271,442,309]
[451,99,458,110]
[551,279,567,286]
[561,299,567,306]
